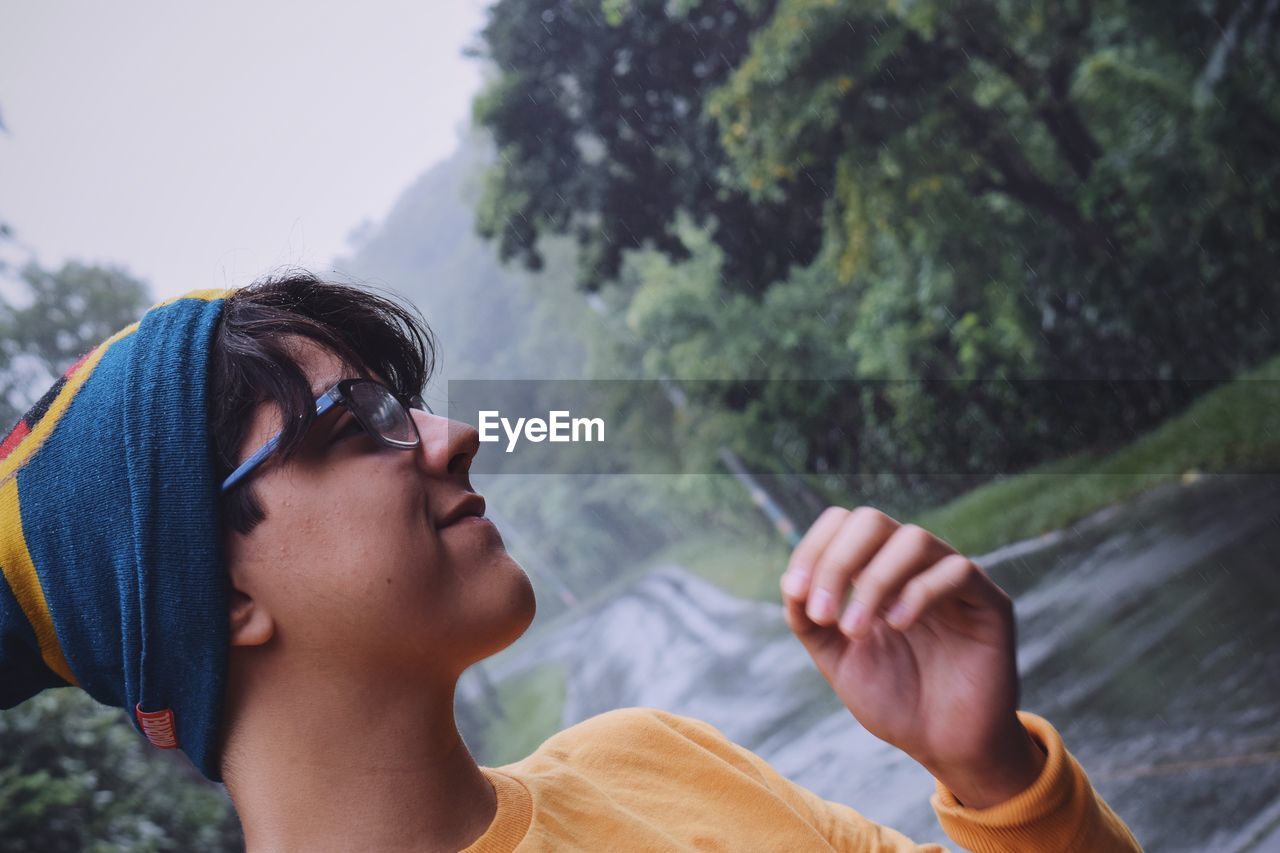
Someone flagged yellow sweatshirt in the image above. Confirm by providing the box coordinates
[461,707,1141,852]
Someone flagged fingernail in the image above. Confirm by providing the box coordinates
[840,600,868,635]
[807,588,835,622]
[781,569,809,598]
[887,601,909,629]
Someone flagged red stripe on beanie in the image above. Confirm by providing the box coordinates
[0,420,31,462]
[63,345,99,379]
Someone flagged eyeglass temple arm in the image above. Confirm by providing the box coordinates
[219,389,342,493]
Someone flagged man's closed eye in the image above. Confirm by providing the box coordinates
[331,416,366,444]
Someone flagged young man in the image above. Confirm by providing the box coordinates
[1,274,1140,851]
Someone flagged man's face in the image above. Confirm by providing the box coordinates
[222,340,536,681]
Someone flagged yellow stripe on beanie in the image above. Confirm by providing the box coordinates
[0,476,77,686]
[150,288,235,308]
[0,322,138,487]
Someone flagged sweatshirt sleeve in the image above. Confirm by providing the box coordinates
[929,711,1143,852]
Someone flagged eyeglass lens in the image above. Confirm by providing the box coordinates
[348,381,418,445]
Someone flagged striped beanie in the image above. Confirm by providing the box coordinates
[0,289,234,783]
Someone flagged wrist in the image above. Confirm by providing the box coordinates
[927,721,1047,810]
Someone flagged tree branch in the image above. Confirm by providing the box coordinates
[959,14,1102,183]
[949,93,1119,262]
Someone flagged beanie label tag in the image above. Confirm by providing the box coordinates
[136,704,179,749]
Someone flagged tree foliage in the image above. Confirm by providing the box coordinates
[468,0,836,295]
[0,691,241,852]
[0,261,152,428]
[471,0,1280,507]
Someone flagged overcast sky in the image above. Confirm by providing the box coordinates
[0,1,491,300]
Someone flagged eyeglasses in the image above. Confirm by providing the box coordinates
[220,378,430,494]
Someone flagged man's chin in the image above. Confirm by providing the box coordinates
[500,570,538,647]
[468,570,537,665]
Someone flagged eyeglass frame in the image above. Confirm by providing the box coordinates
[220,378,431,494]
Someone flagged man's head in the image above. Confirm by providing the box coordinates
[0,272,536,783]
[209,274,536,779]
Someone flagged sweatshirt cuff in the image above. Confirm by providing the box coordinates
[929,711,1093,853]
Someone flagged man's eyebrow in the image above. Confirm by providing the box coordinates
[310,377,344,397]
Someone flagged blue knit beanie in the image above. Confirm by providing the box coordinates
[0,289,234,783]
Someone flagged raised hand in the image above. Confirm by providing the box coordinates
[779,506,1046,809]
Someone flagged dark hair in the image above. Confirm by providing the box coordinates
[208,271,437,535]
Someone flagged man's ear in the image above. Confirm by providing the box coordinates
[229,586,275,647]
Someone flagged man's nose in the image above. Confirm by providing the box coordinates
[411,407,480,476]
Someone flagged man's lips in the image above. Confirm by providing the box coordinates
[446,515,494,528]
[439,493,487,527]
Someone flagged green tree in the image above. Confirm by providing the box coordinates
[468,0,833,295]
[0,691,241,853]
[707,0,1279,381]
[0,261,152,428]
[471,0,1280,508]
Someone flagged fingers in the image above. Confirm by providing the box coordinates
[781,505,1000,642]
[780,507,852,639]
[876,553,1008,633]
[837,522,954,638]
[805,508,899,625]
[780,506,903,625]
[780,506,849,602]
